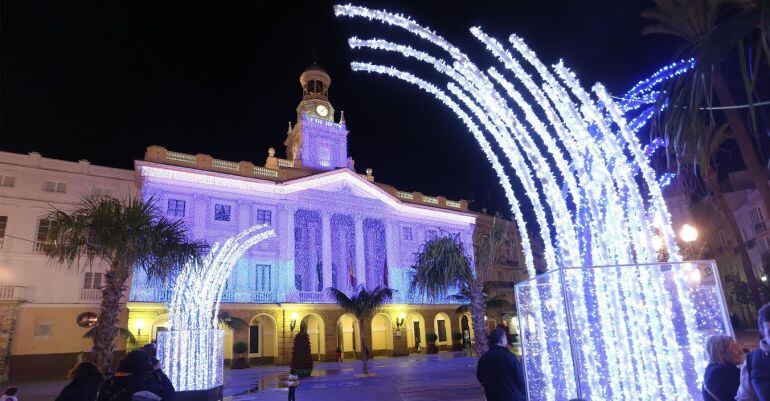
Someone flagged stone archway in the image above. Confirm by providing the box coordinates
[299,313,326,359]
[248,314,277,362]
[337,313,360,360]
[405,312,426,353]
[433,312,452,349]
[371,313,393,355]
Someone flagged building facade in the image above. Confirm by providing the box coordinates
[0,151,136,380]
[127,65,482,363]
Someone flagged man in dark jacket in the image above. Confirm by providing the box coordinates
[476,327,527,401]
[97,350,175,401]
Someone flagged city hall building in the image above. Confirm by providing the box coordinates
[127,65,483,364]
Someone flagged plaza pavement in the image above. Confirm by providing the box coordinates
[9,352,485,401]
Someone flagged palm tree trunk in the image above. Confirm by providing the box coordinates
[713,72,770,235]
[469,279,489,356]
[93,270,125,376]
[359,318,368,375]
[706,169,764,309]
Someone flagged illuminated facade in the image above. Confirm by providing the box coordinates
[127,65,483,363]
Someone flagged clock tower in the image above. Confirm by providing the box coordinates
[284,64,350,171]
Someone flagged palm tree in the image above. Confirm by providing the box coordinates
[410,232,490,355]
[643,0,770,244]
[674,117,763,308]
[451,283,512,315]
[328,286,393,375]
[43,195,206,374]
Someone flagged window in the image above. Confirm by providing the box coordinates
[256,209,272,225]
[0,175,15,187]
[0,216,6,249]
[214,204,231,221]
[718,230,729,247]
[318,146,331,167]
[437,319,447,342]
[167,199,186,218]
[402,227,413,241]
[93,187,113,197]
[255,264,271,292]
[83,272,102,289]
[751,207,766,234]
[35,219,52,251]
[43,180,67,193]
[34,322,53,337]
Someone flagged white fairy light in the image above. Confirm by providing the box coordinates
[159,225,276,391]
[335,4,728,401]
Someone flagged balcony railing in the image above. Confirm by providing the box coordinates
[129,286,464,305]
[0,286,26,301]
[80,289,102,302]
[33,241,52,253]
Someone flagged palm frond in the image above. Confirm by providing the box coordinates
[217,312,248,330]
[409,233,471,298]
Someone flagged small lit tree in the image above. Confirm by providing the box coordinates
[291,324,314,377]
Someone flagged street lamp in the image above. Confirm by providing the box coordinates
[290,312,298,332]
[680,224,698,243]
[762,275,768,283]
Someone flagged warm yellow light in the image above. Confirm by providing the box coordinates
[398,312,406,320]
[134,319,148,335]
[680,224,698,243]
[290,312,298,322]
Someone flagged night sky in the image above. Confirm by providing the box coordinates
[2,1,681,216]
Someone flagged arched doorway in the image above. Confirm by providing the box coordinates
[433,312,452,349]
[459,314,474,348]
[300,313,325,359]
[371,313,393,355]
[337,313,360,360]
[406,312,426,353]
[151,314,169,343]
[248,314,277,362]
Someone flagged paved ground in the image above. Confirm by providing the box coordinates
[10,352,484,401]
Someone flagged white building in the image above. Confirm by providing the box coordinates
[0,151,136,381]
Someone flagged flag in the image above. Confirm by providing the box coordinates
[348,248,356,287]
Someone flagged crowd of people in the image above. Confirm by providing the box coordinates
[52,343,174,401]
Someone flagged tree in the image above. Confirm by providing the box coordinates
[43,195,206,374]
[290,324,314,377]
[673,118,764,308]
[328,286,393,375]
[451,283,512,315]
[410,230,490,356]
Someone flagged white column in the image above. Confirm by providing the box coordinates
[321,212,333,291]
[280,206,297,294]
[354,215,367,288]
[384,220,398,289]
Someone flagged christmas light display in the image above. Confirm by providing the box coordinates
[334,5,730,400]
[158,224,276,391]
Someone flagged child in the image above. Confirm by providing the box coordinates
[0,387,18,401]
[285,370,300,401]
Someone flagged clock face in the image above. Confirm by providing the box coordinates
[315,105,329,117]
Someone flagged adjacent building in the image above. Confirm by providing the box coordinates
[0,152,136,380]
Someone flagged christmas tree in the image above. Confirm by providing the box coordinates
[290,323,314,377]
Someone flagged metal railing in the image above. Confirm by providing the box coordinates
[80,289,102,302]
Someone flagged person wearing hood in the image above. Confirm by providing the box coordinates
[97,350,174,401]
[56,361,104,401]
[737,304,770,401]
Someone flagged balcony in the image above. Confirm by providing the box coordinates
[80,289,102,302]
[0,286,26,301]
[33,241,52,253]
[755,221,767,235]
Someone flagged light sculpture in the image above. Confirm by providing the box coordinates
[334,5,731,400]
[158,224,275,392]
